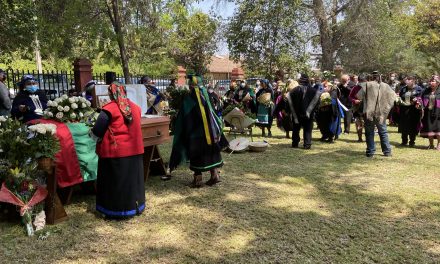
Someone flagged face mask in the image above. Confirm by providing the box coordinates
[25,85,39,93]
[208,88,214,93]
[390,77,395,81]
[240,83,245,88]
[256,81,260,86]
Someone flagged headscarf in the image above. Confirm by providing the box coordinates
[19,74,37,90]
[260,79,272,90]
[108,82,132,123]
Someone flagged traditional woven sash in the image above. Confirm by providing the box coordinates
[194,87,212,145]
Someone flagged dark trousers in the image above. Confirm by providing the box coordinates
[401,133,416,145]
[292,118,313,148]
[343,109,352,133]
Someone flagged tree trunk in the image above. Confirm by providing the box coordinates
[313,0,335,71]
[108,0,131,84]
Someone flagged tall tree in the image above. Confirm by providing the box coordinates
[227,0,309,79]
[303,0,367,71]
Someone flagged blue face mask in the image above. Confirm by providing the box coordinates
[25,85,39,93]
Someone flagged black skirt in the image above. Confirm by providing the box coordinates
[96,154,145,218]
[398,105,421,135]
[420,109,440,137]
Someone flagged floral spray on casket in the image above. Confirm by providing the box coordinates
[0,116,59,236]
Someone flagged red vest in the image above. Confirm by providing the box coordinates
[96,101,144,158]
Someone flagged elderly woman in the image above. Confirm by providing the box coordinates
[91,82,145,218]
[11,75,47,122]
[420,75,440,150]
[256,79,274,137]
[169,75,228,188]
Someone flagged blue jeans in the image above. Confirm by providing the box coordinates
[364,118,391,156]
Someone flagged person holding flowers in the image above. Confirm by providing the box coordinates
[90,82,145,218]
[398,75,423,147]
[256,79,274,137]
[287,74,321,149]
[420,75,440,150]
[11,75,48,123]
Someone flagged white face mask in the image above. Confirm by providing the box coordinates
[208,88,214,93]
[240,83,245,88]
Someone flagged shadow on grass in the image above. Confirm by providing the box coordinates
[2,127,440,263]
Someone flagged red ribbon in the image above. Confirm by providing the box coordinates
[0,182,48,216]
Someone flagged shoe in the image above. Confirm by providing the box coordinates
[190,174,203,188]
[268,132,272,137]
[304,145,311,150]
[400,142,408,146]
[357,139,363,142]
[320,137,327,142]
[384,153,392,157]
[366,153,374,158]
[427,145,435,150]
[291,144,299,148]
[206,177,221,186]
[409,142,415,147]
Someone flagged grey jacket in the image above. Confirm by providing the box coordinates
[357,81,396,123]
[0,81,12,116]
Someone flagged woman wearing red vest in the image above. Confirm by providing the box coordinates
[91,82,145,218]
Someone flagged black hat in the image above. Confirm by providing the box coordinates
[84,80,96,90]
[371,71,379,76]
[139,76,152,84]
[299,73,309,83]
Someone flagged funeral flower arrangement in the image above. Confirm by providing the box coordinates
[320,92,332,107]
[44,95,96,125]
[0,116,60,236]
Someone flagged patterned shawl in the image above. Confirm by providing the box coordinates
[108,82,133,123]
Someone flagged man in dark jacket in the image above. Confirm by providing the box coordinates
[286,74,321,149]
[11,75,48,122]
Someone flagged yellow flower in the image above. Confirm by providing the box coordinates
[9,167,21,176]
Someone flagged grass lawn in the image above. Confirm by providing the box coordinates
[1,125,440,263]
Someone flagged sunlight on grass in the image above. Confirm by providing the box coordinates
[2,125,440,263]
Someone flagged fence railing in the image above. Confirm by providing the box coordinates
[5,69,74,100]
[5,68,239,99]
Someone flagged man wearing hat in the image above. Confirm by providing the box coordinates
[286,73,321,149]
[356,71,396,157]
[0,69,12,116]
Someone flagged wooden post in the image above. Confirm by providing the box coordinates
[231,67,245,81]
[73,59,93,93]
[177,66,186,86]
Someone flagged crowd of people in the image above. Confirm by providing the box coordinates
[203,71,440,155]
[0,69,439,218]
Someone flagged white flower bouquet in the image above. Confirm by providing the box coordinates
[320,92,332,107]
[44,95,96,125]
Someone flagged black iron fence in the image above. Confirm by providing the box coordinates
[4,68,239,99]
[5,69,74,100]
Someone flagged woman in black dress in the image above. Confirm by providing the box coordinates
[420,76,440,150]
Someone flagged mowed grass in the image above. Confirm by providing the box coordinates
[1,125,440,263]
